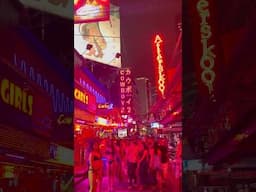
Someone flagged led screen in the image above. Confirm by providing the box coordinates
[74,4,121,68]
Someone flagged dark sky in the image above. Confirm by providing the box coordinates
[119,0,181,83]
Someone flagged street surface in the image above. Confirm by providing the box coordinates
[75,176,159,192]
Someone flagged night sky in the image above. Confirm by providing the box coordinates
[119,0,181,83]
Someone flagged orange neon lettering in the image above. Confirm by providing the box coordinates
[154,35,166,98]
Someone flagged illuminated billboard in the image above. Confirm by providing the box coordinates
[19,0,73,19]
[74,4,121,68]
[74,0,110,23]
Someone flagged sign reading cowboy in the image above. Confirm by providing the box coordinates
[19,0,73,19]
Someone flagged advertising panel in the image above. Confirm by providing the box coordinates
[74,4,121,68]
[74,0,110,23]
[0,27,73,140]
[19,0,73,19]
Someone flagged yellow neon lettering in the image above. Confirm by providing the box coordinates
[14,86,22,110]
[74,88,88,104]
[22,91,28,114]
[1,79,9,104]
[10,82,14,106]
[197,0,216,94]
[0,78,33,116]
[57,114,72,125]
[28,95,33,116]
[197,0,208,13]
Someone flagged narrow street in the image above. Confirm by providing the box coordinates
[75,176,155,192]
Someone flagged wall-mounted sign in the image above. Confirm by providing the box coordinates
[74,88,89,104]
[74,0,110,23]
[0,28,73,140]
[57,114,73,125]
[197,0,216,95]
[19,0,73,19]
[1,78,33,116]
[153,35,167,99]
[97,103,113,109]
[119,68,133,115]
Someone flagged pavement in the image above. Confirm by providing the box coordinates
[75,176,160,192]
[74,161,181,192]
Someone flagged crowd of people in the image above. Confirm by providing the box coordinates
[85,137,179,192]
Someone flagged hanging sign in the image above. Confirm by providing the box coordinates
[119,68,133,115]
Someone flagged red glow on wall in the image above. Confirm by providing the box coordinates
[153,34,167,99]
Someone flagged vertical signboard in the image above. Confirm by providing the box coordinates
[153,34,167,99]
[187,0,221,100]
[119,68,133,116]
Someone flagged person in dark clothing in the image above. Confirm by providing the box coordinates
[138,142,150,190]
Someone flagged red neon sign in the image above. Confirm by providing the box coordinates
[154,35,167,98]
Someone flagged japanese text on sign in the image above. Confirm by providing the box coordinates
[119,68,133,115]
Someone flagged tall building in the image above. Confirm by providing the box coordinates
[134,77,153,121]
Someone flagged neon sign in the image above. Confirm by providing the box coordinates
[57,114,73,125]
[119,68,133,115]
[0,78,33,116]
[74,88,89,104]
[197,0,216,94]
[154,35,166,98]
[97,103,113,109]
